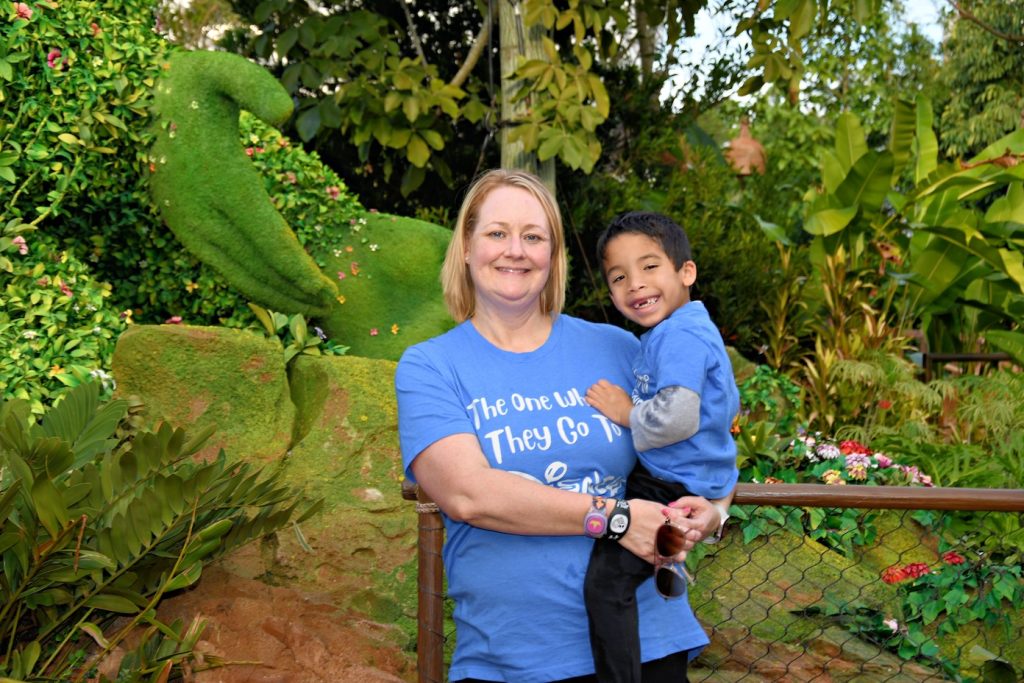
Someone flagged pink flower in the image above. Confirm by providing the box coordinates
[941,551,965,565]
[369,328,379,336]
[336,271,346,281]
[846,463,867,481]
[883,619,899,632]
[59,282,72,297]
[14,2,32,19]
[47,48,62,69]
[326,185,340,200]
[285,171,297,184]
[245,147,254,156]
[874,453,893,468]
[164,315,182,324]
[12,235,27,255]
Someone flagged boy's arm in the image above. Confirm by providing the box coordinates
[629,385,700,452]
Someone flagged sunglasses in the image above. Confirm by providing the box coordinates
[654,521,695,599]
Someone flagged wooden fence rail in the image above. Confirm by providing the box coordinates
[401,482,1024,683]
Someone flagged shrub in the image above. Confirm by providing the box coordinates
[0,232,125,413]
[0,381,320,680]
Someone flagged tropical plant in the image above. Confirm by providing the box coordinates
[0,381,321,680]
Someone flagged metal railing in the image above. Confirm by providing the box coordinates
[402,482,1024,682]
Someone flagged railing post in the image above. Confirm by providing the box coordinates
[404,481,445,683]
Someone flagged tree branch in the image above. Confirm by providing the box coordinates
[400,0,429,65]
[945,0,1024,43]
[451,5,492,89]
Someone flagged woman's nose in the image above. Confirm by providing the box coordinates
[505,235,525,257]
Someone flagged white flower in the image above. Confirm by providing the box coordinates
[22,330,37,340]
[369,243,380,252]
[884,619,899,632]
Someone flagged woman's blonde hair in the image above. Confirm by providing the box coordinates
[441,169,567,322]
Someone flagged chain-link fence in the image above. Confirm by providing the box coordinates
[402,482,1024,682]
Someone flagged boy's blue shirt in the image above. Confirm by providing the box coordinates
[631,300,740,499]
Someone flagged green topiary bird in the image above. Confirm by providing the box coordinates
[150,51,340,317]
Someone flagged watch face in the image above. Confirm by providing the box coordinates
[609,514,629,534]
[585,513,607,537]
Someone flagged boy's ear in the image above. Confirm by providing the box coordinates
[678,261,697,288]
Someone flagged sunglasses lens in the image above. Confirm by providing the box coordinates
[655,566,686,599]
[656,523,684,557]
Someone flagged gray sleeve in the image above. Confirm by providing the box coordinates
[629,385,700,453]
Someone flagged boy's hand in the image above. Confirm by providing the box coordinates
[586,380,633,428]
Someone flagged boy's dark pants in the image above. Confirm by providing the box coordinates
[584,465,691,683]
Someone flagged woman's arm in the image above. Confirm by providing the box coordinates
[411,432,673,563]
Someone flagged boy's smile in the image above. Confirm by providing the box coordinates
[602,233,696,328]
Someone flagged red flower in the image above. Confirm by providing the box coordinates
[47,48,62,69]
[902,562,931,579]
[942,551,965,565]
[59,282,73,297]
[839,439,872,455]
[90,22,101,36]
[881,565,907,584]
[878,399,892,410]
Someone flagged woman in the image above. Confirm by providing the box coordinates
[395,169,729,682]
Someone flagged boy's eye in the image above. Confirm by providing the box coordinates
[610,274,625,284]
[643,263,659,270]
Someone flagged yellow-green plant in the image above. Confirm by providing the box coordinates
[0,381,320,681]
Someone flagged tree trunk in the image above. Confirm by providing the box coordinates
[498,0,555,195]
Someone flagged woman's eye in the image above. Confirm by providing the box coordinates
[488,230,505,239]
[524,233,544,243]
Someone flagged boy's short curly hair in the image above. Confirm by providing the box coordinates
[596,211,692,277]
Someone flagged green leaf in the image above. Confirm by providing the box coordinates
[406,135,429,167]
[804,206,858,236]
[32,477,70,539]
[835,112,867,172]
[164,561,203,591]
[79,622,110,649]
[277,28,298,57]
[295,107,321,142]
[914,95,938,184]
[890,98,915,182]
[985,182,1024,224]
[835,150,894,211]
[983,330,1024,367]
[85,593,139,614]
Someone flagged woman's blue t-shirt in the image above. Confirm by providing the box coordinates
[396,315,709,683]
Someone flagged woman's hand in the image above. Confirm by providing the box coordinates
[617,498,694,564]
[663,496,721,548]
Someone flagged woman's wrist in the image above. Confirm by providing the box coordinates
[582,496,631,540]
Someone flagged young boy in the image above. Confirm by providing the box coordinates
[584,211,740,683]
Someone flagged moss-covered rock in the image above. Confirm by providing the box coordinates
[272,355,416,630]
[111,324,294,461]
